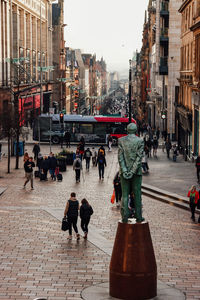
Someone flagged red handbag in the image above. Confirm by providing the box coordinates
[111,190,115,204]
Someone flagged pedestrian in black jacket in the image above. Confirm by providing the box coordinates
[96,152,107,180]
[113,171,122,206]
[24,157,35,189]
[49,153,57,180]
[80,198,93,239]
[41,156,49,180]
[32,143,40,160]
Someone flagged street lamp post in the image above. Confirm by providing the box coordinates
[128,59,132,123]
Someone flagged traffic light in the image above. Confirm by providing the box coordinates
[60,113,64,123]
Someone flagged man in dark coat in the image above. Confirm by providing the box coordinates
[64,131,71,148]
[32,143,40,160]
[49,153,57,180]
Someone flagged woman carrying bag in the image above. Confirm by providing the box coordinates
[64,192,80,240]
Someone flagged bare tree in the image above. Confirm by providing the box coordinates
[0,103,16,173]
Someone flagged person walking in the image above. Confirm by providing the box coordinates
[91,147,97,166]
[80,198,93,239]
[64,130,71,148]
[195,155,200,183]
[49,153,57,180]
[24,157,35,189]
[32,143,40,160]
[78,137,85,160]
[83,147,92,171]
[165,137,172,158]
[64,192,80,240]
[73,154,82,183]
[156,127,160,140]
[37,152,43,173]
[187,185,199,222]
[41,156,49,180]
[107,134,113,151]
[142,148,149,173]
[98,145,106,157]
[172,144,178,162]
[113,171,122,207]
[23,152,29,163]
[96,151,107,180]
[152,135,158,157]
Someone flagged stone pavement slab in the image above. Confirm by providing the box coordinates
[0,187,6,195]
[81,281,185,300]
[0,144,200,299]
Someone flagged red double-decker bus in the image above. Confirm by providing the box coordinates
[33,114,136,144]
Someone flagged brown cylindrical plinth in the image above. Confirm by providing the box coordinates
[109,221,157,300]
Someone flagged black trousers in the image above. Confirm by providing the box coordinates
[68,216,78,235]
[86,158,90,170]
[75,169,80,181]
[81,217,90,233]
[166,149,170,158]
[115,188,122,203]
[190,202,196,219]
[98,165,104,179]
[66,140,70,148]
[43,169,48,180]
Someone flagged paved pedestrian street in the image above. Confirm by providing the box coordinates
[0,145,200,300]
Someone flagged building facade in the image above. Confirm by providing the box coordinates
[0,0,53,122]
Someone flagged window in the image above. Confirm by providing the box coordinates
[110,123,127,134]
[94,123,107,135]
[79,124,93,134]
[32,51,36,81]
[38,52,41,82]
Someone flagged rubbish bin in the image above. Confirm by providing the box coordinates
[14,141,24,156]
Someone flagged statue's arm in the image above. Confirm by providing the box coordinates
[118,140,127,173]
[131,140,144,174]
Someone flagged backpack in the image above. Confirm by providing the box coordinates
[99,158,103,164]
[86,151,90,158]
[75,159,80,168]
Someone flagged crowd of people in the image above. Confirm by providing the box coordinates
[23,143,61,189]
[24,131,200,236]
[72,136,107,182]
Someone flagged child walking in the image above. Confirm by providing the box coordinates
[80,198,93,239]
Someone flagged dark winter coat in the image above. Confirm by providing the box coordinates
[49,156,57,169]
[80,204,93,219]
[41,158,50,170]
[24,160,35,173]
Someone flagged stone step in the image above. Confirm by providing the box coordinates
[142,184,200,215]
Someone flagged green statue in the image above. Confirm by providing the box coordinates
[118,123,144,223]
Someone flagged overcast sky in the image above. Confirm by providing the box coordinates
[64,0,148,77]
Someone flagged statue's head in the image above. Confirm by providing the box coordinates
[127,123,137,134]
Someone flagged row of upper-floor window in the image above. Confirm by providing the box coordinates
[180,33,200,81]
[181,1,200,33]
[14,48,47,83]
[180,43,193,71]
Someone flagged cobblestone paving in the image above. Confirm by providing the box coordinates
[0,144,200,299]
